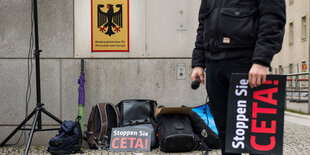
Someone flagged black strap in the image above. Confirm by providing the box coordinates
[127,118,150,126]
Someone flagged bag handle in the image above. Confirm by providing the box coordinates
[96,103,119,150]
[96,103,108,141]
[127,118,150,126]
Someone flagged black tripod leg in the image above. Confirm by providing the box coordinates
[24,110,40,155]
[0,110,36,147]
[41,108,63,124]
[37,111,42,130]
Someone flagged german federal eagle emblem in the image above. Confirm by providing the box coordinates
[97,4,123,36]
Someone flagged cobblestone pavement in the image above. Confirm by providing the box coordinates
[0,112,309,155]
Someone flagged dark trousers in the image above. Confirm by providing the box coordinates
[206,58,254,155]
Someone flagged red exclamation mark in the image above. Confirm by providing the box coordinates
[145,139,148,149]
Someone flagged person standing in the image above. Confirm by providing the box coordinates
[191,0,286,154]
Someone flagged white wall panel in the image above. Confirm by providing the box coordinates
[146,0,200,57]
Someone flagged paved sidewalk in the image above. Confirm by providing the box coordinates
[282,112,310,155]
[1,112,309,155]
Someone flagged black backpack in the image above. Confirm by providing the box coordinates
[117,99,158,148]
[47,118,82,154]
[157,114,208,153]
[84,103,119,150]
[189,110,220,149]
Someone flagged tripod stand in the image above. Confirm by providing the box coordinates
[0,0,63,154]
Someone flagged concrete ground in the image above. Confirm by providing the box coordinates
[0,111,309,155]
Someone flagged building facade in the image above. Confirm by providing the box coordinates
[0,0,205,145]
[272,0,310,75]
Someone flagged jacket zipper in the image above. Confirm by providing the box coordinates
[214,0,223,50]
[208,0,223,51]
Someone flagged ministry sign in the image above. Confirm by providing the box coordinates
[91,0,129,52]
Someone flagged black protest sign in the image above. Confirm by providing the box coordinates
[109,127,151,152]
[225,74,286,154]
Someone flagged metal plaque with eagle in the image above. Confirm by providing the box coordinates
[97,4,123,36]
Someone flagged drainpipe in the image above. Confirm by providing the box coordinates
[308,1,310,114]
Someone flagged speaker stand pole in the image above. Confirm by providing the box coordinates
[0,0,63,154]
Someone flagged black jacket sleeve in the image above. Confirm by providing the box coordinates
[192,0,209,68]
[252,0,286,66]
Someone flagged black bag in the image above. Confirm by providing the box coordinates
[189,110,220,149]
[117,99,157,126]
[157,114,199,152]
[47,118,82,154]
[117,99,158,148]
[84,103,119,150]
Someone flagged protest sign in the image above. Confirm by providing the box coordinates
[226,74,286,154]
[109,127,151,152]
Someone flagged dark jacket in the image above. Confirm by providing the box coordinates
[192,0,286,68]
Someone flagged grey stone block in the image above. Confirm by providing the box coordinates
[0,59,36,124]
[61,59,81,121]
[0,59,61,125]
[286,100,309,113]
[38,0,73,58]
[39,59,62,123]
[0,0,73,58]
[0,1,32,58]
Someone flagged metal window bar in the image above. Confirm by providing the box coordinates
[286,72,310,114]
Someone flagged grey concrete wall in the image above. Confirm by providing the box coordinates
[0,0,206,145]
[286,100,309,113]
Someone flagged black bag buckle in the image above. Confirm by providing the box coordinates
[95,135,109,150]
